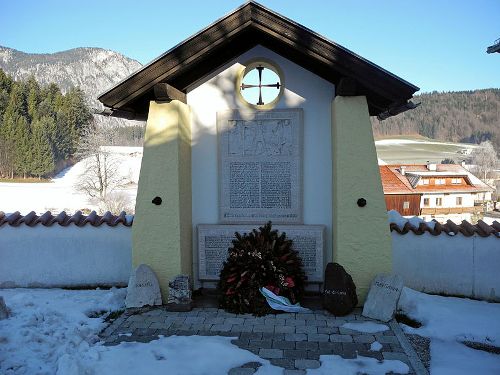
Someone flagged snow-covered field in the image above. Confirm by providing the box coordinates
[375,137,480,165]
[0,147,142,215]
[1,287,499,374]
[398,287,500,375]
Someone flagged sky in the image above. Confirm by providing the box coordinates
[0,0,499,93]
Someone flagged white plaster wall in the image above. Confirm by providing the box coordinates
[392,232,500,301]
[420,193,475,209]
[188,45,335,286]
[0,226,131,288]
[473,236,500,301]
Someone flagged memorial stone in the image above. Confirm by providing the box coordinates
[0,296,9,320]
[166,274,193,312]
[125,264,162,308]
[322,263,358,316]
[198,224,324,282]
[362,274,404,322]
[217,109,303,224]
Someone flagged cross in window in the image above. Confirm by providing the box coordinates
[240,66,281,105]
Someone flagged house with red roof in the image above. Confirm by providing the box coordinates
[381,163,494,222]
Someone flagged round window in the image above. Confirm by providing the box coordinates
[236,60,284,109]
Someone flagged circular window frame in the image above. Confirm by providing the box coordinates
[235,58,284,110]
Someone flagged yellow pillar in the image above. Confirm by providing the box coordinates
[132,100,192,301]
[331,96,392,303]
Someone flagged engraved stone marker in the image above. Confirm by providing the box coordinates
[125,264,162,308]
[198,224,324,282]
[166,274,193,312]
[362,274,404,322]
[322,263,358,316]
[217,109,303,223]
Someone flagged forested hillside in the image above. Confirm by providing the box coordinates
[0,46,142,129]
[0,69,91,179]
[372,89,500,151]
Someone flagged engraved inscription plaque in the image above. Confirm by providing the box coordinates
[217,109,303,223]
[198,224,324,282]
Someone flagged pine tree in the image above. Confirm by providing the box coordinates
[30,118,55,178]
[13,116,31,178]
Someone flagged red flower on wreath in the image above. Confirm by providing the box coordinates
[285,277,295,288]
[265,284,280,295]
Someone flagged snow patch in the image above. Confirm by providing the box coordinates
[308,354,409,374]
[61,336,282,375]
[397,287,500,374]
[388,209,436,230]
[370,341,383,351]
[0,288,126,375]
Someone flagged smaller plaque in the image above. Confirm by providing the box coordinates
[362,274,404,322]
[198,224,325,282]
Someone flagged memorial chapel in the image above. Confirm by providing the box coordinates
[98,1,419,303]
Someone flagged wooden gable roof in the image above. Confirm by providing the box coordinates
[98,1,419,120]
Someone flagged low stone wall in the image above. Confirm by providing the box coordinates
[0,225,131,288]
[392,232,500,301]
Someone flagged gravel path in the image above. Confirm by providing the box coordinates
[406,333,431,371]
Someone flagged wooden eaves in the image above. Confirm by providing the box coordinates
[98,1,420,120]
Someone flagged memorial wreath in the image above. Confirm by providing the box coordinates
[218,222,306,316]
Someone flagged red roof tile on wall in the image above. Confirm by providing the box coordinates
[0,211,133,227]
[2,210,498,238]
[390,219,500,238]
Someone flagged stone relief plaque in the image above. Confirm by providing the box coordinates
[217,109,303,224]
[198,224,324,282]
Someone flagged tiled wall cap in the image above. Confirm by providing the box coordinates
[1,210,498,237]
[390,219,500,238]
[0,211,133,227]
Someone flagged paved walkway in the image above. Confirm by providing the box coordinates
[100,307,425,374]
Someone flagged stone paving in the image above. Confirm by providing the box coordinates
[100,307,423,374]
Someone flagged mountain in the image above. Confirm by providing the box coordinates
[372,89,500,151]
[0,46,143,127]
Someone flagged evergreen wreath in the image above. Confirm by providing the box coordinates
[218,222,306,316]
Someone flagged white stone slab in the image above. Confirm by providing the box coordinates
[198,224,324,282]
[217,109,303,224]
[125,264,162,308]
[362,274,404,322]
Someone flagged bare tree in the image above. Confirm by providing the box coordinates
[471,141,499,182]
[75,123,126,200]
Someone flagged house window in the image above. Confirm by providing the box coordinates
[423,198,430,206]
[436,197,442,206]
[456,197,462,205]
[452,178,461,184]
[422,179,429,185]
[403,201,410,209]
[435,178,445,185]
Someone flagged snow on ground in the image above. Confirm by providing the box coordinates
[308,354,409,375]
[398,287,500,375]
[2,287,499,374]
[0,146,142,214]
[375,139,480,148]
[341,322,389,334]
[60,336,282,375]
[0,288,126,374]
